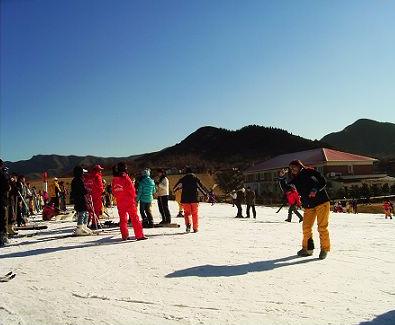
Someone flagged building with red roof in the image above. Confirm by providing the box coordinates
[244,148,394,198]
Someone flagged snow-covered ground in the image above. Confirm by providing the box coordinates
[1,202,394,325]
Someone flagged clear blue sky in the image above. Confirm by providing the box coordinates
[1,0,394,162]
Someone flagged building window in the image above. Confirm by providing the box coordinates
[348,165,353,175]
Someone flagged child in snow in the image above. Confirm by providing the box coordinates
[112,162,147,241]
[383,200,392,219]
[280,184,303,223]
[174,187,184,218]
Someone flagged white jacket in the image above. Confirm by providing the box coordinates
[156,177,169,196]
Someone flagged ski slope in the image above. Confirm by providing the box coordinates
[1,202,394,325]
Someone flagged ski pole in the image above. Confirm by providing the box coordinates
[276,202,286,213]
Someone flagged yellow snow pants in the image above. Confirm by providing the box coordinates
[302,201,331,252]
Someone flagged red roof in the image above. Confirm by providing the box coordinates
[246,148,377,173]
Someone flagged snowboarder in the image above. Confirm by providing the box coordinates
[173,167,208,233]
[137,169,156,228]
[112,162,147,241]
[70,166,93,236]
[245,187,256,219]
[279,160,331,260]
[156,169,171,224]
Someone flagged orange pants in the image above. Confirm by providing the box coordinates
[182,203,199,231]
[117,203,144,240]
[302,201,330,252]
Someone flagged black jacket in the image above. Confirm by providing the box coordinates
[0,168,10,206]
[245,189,256,205]
[174,174,207,203]
[279,168,330,209]
[70,176,88,212]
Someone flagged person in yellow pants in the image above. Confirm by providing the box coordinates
[279,159,331,260]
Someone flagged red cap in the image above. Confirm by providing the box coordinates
[94,164,104,171]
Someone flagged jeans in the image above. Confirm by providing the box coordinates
[76,211,89,225]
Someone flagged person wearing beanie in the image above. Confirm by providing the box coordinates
[137,168,156,228]
[173,167,208,233]
[70,166,93,236]
[156,169,171,224]
[112,162,147,240]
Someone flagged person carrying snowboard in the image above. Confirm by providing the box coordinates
[112,162,147,241]
[279,160,331,260]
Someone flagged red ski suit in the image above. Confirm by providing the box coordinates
[286,189,301,207]
[112,173,144,240]
[84,171,104,221]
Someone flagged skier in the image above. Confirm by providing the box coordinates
[156,169,171,224]
[279,160,331,260]
[70,166,92,236]
[281,184,303,223]
[245,187,256,219]
[173,167,208,233]
[137,169,156,228]
[112,162,147,241]
[234,188,245,218]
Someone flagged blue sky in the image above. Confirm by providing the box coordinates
[1,0,394,162]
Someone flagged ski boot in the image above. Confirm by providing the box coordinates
[319,250,328,260]
[186,224,191,233]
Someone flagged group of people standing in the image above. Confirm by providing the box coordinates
[70,163,209,239]
[0,159,48,246]
[2,156,333,261]
[231,187,257,218]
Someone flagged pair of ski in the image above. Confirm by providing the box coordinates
[0,271,16,283]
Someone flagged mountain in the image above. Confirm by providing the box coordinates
[4,125,327,179]
[137,125,327,168]
[5,154,142,179]
[321,119,395,158]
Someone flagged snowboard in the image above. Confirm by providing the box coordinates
[153,223,180,228]
[15,224,48,231]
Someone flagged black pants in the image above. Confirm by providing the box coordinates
[140,202,154,225]
[0,200,8,235]
[246,204,256,218]
[158,195,171,223]
[287,204,303,221]
[236,203,243,217]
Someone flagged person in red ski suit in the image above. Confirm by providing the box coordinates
[383,200,392,219]
[281,184,303,223]
[84,165,104,228]
[112,162,147,241]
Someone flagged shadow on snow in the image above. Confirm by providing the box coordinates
[166,255,319,278]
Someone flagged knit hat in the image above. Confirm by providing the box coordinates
[142,168,151,177]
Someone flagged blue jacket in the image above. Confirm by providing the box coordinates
[137,175,156,203]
